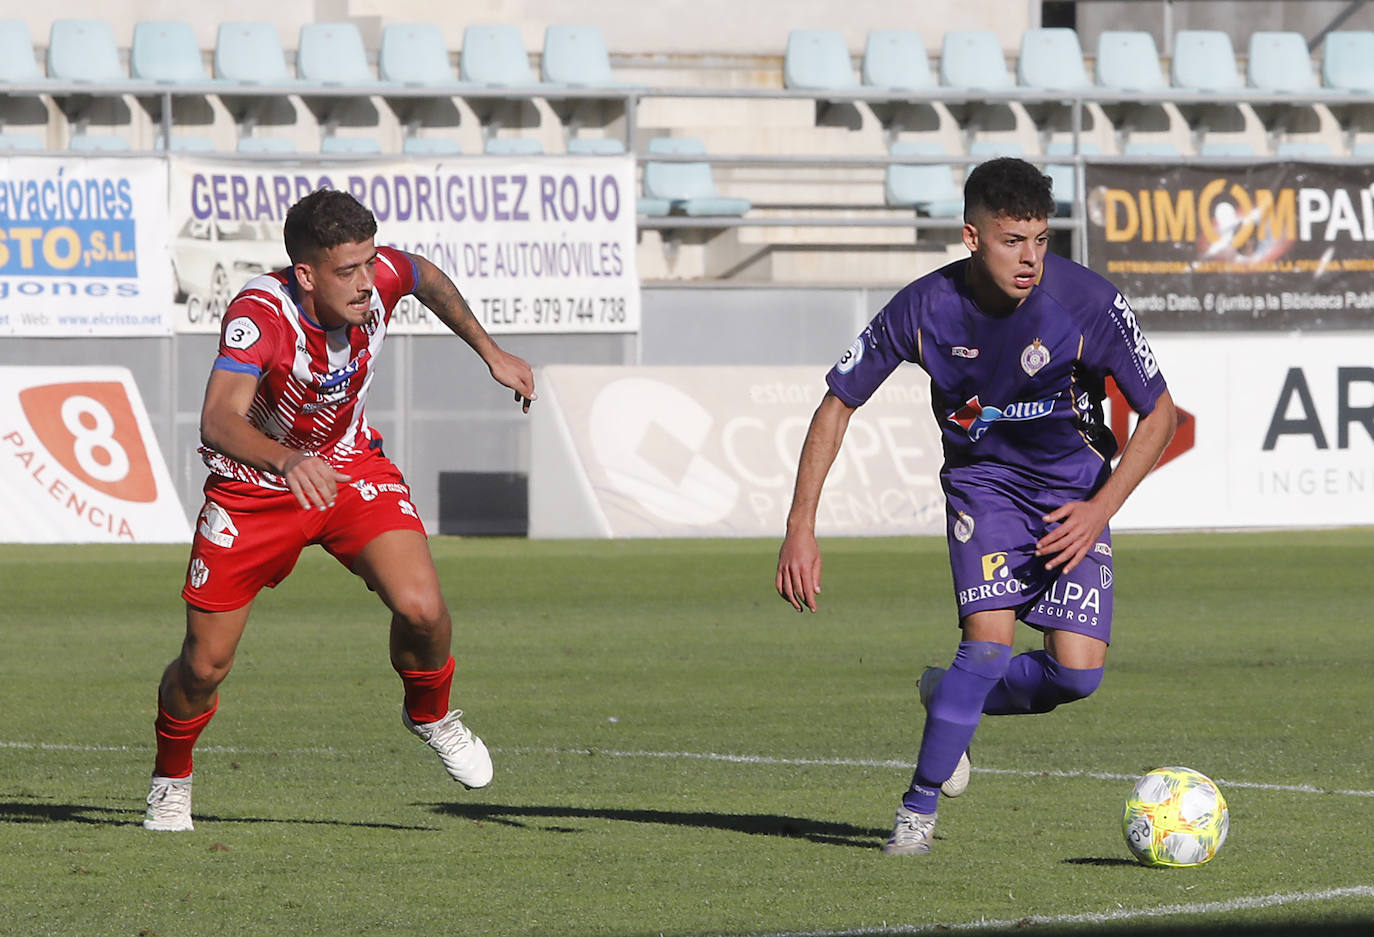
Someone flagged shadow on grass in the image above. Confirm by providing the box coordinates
[1062,856,1139,867]
[0,801,436,832]
[431,801,888,848]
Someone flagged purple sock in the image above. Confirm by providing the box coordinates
[902,641,1011,814]
[982,650,1104,715]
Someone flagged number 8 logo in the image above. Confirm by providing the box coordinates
[18,382,158,502]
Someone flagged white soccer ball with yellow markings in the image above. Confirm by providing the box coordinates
[1122,766,1229,867]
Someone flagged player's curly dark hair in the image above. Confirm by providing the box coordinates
[284,189,378,263]
[963,157,1055,222]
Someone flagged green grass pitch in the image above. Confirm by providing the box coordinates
[1,530,1372,936]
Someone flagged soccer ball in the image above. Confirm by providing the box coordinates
[1122,766,1229,868]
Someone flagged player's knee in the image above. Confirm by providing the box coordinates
[1045,664,1103,707]
[177,651,233,694]
[389,587,449,633]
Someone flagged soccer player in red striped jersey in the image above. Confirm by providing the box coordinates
[145,189,536,831]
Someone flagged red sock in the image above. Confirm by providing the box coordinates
[153,698,218,779]
[397,656,455,725]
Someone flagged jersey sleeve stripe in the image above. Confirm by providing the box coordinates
[213,356,262,377]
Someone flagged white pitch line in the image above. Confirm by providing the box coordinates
[5,740,1373,799]
[729,884,1374,937]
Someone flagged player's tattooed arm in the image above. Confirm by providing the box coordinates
[409,252,537,412]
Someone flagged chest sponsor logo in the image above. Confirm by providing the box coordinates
[948,393,1060,442]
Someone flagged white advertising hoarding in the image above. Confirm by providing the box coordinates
[167,156,640,335]
[0,157,174,336]
[0,367,191,543]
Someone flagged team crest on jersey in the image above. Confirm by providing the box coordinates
[953,511,975,542]
[197,501,239,548]
[353,480,378,502]
[1020,338,1051,376]
[952,345,980,359]
[188,558,210,589]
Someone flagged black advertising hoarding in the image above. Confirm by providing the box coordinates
[1083,161,1374,330]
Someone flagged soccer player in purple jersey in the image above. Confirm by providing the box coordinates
[775,158,1177,855]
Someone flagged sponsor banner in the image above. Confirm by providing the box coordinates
[1114,332,1374,530]
[530,366,946,538]
[0,367,191,542]
[1084,161,1374,330]
[0,157,173,336]
[167,156,639,335]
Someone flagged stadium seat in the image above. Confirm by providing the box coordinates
[483,136,544,155]
[155,133,216,152]
[236,135,296,153]
[567,136,626,155]
[298,23,375,85]
[968,140,1025,159]
[783,29,857,90]
[861,30,934,91]
[1171,30,1243,92]
[0,20,46,83]
[67,133,131,151]
[403,136,463,156]
[1321,31,1374,92]
[1198,141,1258,156]
[643,137,751,216]
[47,20,128,83]
[884,140,963,216]
[215,22,295,84]
[0,131,45,150]
[380,23,462,87]
[939,30,1013,91]
[1095,31,1167,92]
[1044,140,1100,215]
[1275,140,1335,158]
[1351,140,1374,156]
[541,25,618,86]
[461,24,537,86]
[1016,28,1090,91]
[320,135,383,155]
[637,197,673,217]
[1122,141,1182,157]
[1247,32,1317,93]
[132,21,211,83]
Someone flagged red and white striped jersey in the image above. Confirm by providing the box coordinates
[200,245,419,489]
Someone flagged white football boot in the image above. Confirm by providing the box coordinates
[918,666,971,798]
[882,805,937,855]
[402,707,493,789]
[144,774,194,831]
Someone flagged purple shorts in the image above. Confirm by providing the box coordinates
[944,475,1114,643]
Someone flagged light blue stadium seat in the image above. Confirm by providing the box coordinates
[638,197,672,217]
[403,136,463,156]
[1247,31,1317,93]
[1276,140,1335,158]
[47,20,128,83]
[156,134,216,152]
[1017,28,1090,91]
[939,30,1013,91]
[298,23,375,85]
[320,136,383,155]
[0,20,46,83]
[1044,140,1101,213]
[783,29,856,90]
[968,140,1026,159]
[567,136,626,155]
[884,140,963,216]
[1171,30,1243,92]
[484,136,544,155]
[1321,31,1374,92]
[643,137,751,217]
[0,132,45,150]
[1351,140,1374,156]
[237,135,296,153]
[1198,141,1258,156]
[1095,31,1167,92]
[379,24,460,87]
[861,29,933,91]
[215,22,295,84]
[461,24,536,86]
[132,21,210,83]
[68,134,132,152]
[1122,141,1182,157]
[542,24,617,86]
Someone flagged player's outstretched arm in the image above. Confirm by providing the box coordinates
[410,253,537,413]
[199,368,349,510]
[1037,389,1178,573]
[777,392,856,612]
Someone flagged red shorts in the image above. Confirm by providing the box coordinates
[181,450,427,612]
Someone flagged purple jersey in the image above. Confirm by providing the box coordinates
[827,252,1167,499]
